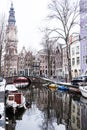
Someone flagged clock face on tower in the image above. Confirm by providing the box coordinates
[11,25,14,31]
[8,26,17,41]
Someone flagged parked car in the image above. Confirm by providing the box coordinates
[71,76,87,86]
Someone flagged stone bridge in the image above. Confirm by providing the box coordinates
[4,76,80,93]
[5,76,51,85]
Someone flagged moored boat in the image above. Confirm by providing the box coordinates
[5,84,18,92]
[58,85,69,91]
[0,77,6,91]
[5,84,26,114]
[48,83,57,89]
[14,77,30,88]
[0,102,4,120]
[80,96,87,104]
[0,90,5,128]
[79,86,87,98]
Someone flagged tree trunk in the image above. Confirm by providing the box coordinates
[67,44,72,82]
[68,58,72,81]
[0,46,2,76]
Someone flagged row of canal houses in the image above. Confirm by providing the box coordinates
[3,0,87,80]
[6,34,86,80]
[71,0,87,78]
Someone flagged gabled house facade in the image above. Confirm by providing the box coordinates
[80,0,87,75]
[70,35,80,78]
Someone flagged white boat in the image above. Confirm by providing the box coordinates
[5,84,26,114]
[5,84,18,92]
[0,87,5,128]
[79,86,87,98]
[80,96,87,104]
[0,77,6,91]
[0,102,4,120]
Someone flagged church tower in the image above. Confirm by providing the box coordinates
[4,2,18,77]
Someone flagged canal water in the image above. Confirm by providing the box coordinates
[0,92,5,130]
[6,84,87,130]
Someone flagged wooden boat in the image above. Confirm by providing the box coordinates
[79,86,87,98]
[14,77,30,88]
[49,86,57,91]
[5,84,26,114]
[48,83,57,89]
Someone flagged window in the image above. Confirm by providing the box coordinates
[72,47,75,56]
[72,104,75,112]
[45,70,47,74]
[86,44,87,52]
[77,108,80,115]
[45,66,47,68]
[72,116,75,123]
[77,57,80,65]
[76,46,79,54]
[85,24,87,30]
[86,56,87,64]
[72,58,75,66]
[9,96,14,101]
[84,44,87,52]
[14,68,16,75]
[83,55,87,64]
[83,56,85,64]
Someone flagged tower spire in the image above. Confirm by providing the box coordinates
[8,2,16,25]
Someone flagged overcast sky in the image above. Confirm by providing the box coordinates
[0,0,50,52]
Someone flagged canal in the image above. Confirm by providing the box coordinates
[6,83,87,130]
[0,91,5,130]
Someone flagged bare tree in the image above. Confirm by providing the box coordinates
[41,28,55,78]
[0,15,6,76]
[47,0,80,81]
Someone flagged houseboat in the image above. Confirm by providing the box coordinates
[5,84,26,114]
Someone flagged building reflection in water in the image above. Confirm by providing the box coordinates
[6,107,26,130]
[71,95,87,130]
[6,84,87,130]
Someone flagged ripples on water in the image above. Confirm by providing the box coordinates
[0,92,5,130]
[6,84,87,130]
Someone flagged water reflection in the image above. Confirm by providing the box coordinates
[0,91,5,130]
[6,84,87,130]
